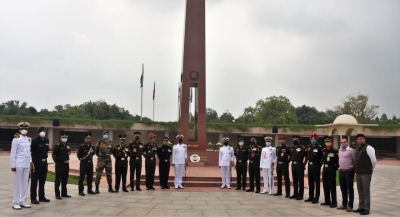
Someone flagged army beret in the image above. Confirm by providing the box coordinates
[278,136,285,140]
[60,133,68,138]
[119,134,127,140]
[356,134,366,139]
[163,137,169,141]
[102,131,108,135]
[324,136,333,142]
[36,126,45,133]
[133,131,141,136]
[292,135,300,141]
[176,135,184,139]
[84,134,92,139]
[310,133,319,140]
[264,136,273,142]
[237,138,244,142]
[148,133,156,139]
[223,137,230,142]
[18,122,30,129]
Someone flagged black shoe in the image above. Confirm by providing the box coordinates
[289,195,298,199]
[62,195,71,198]
[108,188,116,193]
[321,202,331,206]
[353,208,365,213]
[39,198,50,202]
[285,195,290,198]
[304,198,313,202]
[31,200,39,204]
[95,185,100,194]
[130,188,134,191]
[273,193,282,196]
[330,204,337,208]
[255,190,260,193]
[235,187,240,190]
[56,196,62,200]
[115,190,119,193]
[136,188,142,191]
[242,188,246,191]
[79,192,85,196]
[161,186,165,189]
[312,200,319,204]
[150,187,156,190]
[360,210,370,215]
[146,188,150,190]
[122,189,129,192]
[245,189,254,192]
[87,190,96,194]
[165,186,170,189]
[296,197,303,200]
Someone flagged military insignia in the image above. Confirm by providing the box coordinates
[296,148,301,152]
[148,150,151,153]
[139,145,142,148]
[125,148,128,151]
[228,147,231,150]
[118,147,120,150]
[67,146,70,149]
[168,149,171,152]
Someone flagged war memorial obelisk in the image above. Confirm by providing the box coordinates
[179,0,207,151]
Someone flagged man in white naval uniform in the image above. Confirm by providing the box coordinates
[260,136,277,195]
[10,122,33,210]
[219,137,234,189]
[172,135,187,189]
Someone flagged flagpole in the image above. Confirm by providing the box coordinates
[140,63,143,121]
[178,82,181,122]
[153,81,155,121]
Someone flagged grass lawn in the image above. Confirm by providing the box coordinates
[46,171,94,185]
[320,170,356,186]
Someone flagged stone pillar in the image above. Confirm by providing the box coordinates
[333,135,340,149]
[396,137,400,157]
[108,130,114,142]
[218,133,224,143]
[48,128,54,149]
[274,135,279,147]
[165,131,170,137]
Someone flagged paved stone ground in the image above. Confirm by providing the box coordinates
[1,156,399,216]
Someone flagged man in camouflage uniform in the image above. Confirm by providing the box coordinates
[95,131,116,193]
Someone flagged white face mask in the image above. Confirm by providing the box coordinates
[61,138,68,143]
[266,142,271,146]
[238,142,244,146]
[39,132,46,137]
[20,129,28,135]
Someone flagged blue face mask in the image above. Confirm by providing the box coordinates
[103,134,109,139]
[341,143,348,149]
[311,140,317,145]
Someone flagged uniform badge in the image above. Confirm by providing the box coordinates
[139,145,142,148]
[168,149,171,152]
[296,148,301,152]
[148,150,151,153]
[118,147,120,150]
[46,143,49,146]
[67,146,70,149]
[125,148,129,151]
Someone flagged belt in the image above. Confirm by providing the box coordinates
[340,168,353,172]
[147,157,154,160]
[292,161,303,164]
[135,157,141,160]
[250,161,253,163]
[60,160,69,163]
[164,159,169,162]
[120,158,125,161]
[42,159,47,162]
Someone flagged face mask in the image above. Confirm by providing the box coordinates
[238,142,244,146]
[223,142,228,146]
[251,141,255,145]
[120,140,124,143]
[265,142,271,147]
[341,143,348,149]
[20,129,28,135]
[39,132,46,137]
[311,140,317,145]
[61,138,67,143]
[293,140,299,145]
[103,134,109,139]
[135,136,139,141]
[178,139,183,143]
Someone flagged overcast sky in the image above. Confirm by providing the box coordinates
[0,0,399,122]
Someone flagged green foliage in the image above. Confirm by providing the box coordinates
[335,93,379,124]
[366,125,400,132]
[206,108,218,122]
[46,171,94,185]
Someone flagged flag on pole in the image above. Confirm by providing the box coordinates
[178,84,181,99]
[140,63,144,88]
[190,88,192,103]
[153,81,155,100]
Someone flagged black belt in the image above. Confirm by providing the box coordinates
[292,161,303,164]
[278,161,288,164]
[58,160,69,163]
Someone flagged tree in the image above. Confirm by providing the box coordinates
[206,108,218,123]
[296,105,319,124]
[254,95,297,124]
[381,113,388,122]
[235,106,257,124]
[335,93,379,124]
[219,110,235,123]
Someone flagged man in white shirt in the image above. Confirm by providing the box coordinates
[172,135,187,189]
[260,137,277,194]
[219,137,234,189]
[10,122,33,210]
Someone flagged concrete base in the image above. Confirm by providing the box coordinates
[188,162,205,167]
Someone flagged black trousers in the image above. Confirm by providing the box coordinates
[55,162,69,197]
[129,158,142,189]
[322,164,337,204]
[145,158,156,188]
[308,162,321,200]
[248,161,260,190]
[291,162,304,197]
[115,159,128,190]
[159,160,170,187]
[339,170,355,208]
[236,161,247,189]
[78,161,93,192]
[276,162,290,195]
[30,160,48,200]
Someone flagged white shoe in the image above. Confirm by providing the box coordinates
[178,185,184,189]
[260,190,268,194]
[12,204,21,210]
[220,185,225,189]
[227,186,231,189]
[269,192,273,195]
[175,186,178,189]
[19,203,31,208]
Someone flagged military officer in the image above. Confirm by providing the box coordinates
[144,133,157,190]
[77,134,96,196]
[172,135,187,189]
[234,138,248,191]
[305,133,323,204]
[219,137,234,189]
[52,133,71,200]
[94,131,116,193]
[11,122,32,210]
[30,126,50,204]
[289,135,308,200]
[274,136,291,197]
[246,137,262,193]
[321,136,339,208]
[157,137,173,189]
[260,136,277,195]
[112,135,129,192]
[128,131,143,191]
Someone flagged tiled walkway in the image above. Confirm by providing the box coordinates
[1,154,399,216]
